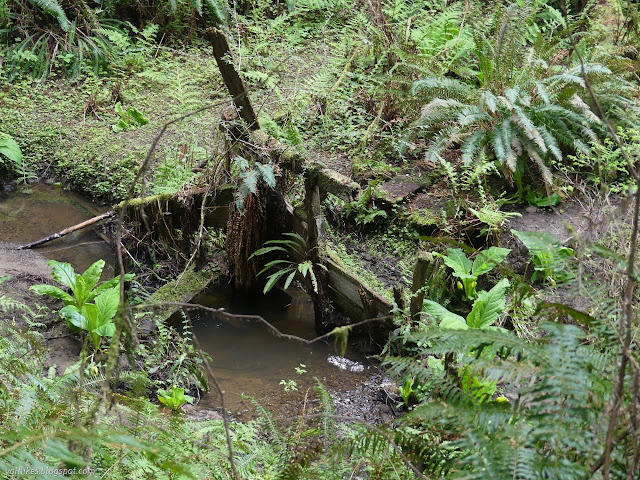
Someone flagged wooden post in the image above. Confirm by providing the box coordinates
[304,177,330,334]
[208,28,259,131]
[409,252,432,323]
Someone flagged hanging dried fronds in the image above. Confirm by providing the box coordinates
[226,187,267,290]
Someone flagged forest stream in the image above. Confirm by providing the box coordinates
[0,184,395,423]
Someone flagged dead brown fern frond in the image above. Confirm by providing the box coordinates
[226,188,266,290]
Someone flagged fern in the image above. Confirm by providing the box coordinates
[382,314,633,478]
[26,0,70,32]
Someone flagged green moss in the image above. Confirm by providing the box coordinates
[326,245,392,302]
[116,193,174,210]
[151,263,221,320]
[407,208,441,229]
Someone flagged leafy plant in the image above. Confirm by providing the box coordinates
[59,287,119,351]
[0,131,23,174]
[157,386,194,412]
[409,2,635,192]
[344,183,388,226]
[564,126,640,195]
[31,260,130,310]
[251,232,327,294]
[30,260,132,350]
[423,277,511,331]
[232,156,277,211]
[435,247,510,300]
[112,102,149,133]
[511,229,574,284]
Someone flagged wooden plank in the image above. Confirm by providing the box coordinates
[325,257,392,321]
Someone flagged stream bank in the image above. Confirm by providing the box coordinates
[0,183,399,425]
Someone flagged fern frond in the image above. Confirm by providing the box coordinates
[26,0,71,32]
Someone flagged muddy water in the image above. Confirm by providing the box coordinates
[0,184,115,274]
[0,184,379,419]
[185,284,378,418]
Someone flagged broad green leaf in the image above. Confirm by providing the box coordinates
[511,229,561,253]
[94,323,116,337]
[48,260,76,289]
[0,136,23,167]
[283,232,306,243]
[81,260,105,292]
[439,317,469,330]
[95,287,120,325]
[249,245,289,258]
[441,248,472,276]
[466,278,510,329]
[30,284,73,304]
[127,107,148,126]
[90,332,101,351]
[72,275,92,308]
[257,259,292,276]
[423,299,466,324]
[81,304,100,331]
[93,274,133,296]
[472,247,511,276]
[60,305,87,329]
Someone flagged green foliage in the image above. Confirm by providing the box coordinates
[435,246,510,300]
[424,278,511,331]
[564,126,640,195]
[0,131,23,174]
[251,232,327,294]
[139,314,211,393]
[152,144,203,196]
[409,2,636,191]
[383,318,631,478]
[60,287,119,351]
[112,102,149,132]
[30,260,132,350]
[157,386,194,411]
[31,259,130,310]
[232,156,277,211]
[512,229,574,284]
[344,183,388,227]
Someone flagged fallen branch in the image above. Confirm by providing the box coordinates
[14,210,115,250]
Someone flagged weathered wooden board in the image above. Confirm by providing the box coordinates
[325,257,392,321]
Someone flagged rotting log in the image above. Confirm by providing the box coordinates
[325,254,393,343]
[251,130,361,200]
[14,211,115,250]
[138,264,222,332]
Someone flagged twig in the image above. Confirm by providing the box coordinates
[135,300,392,345]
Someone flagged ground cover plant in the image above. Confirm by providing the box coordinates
[1,0,640,478]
